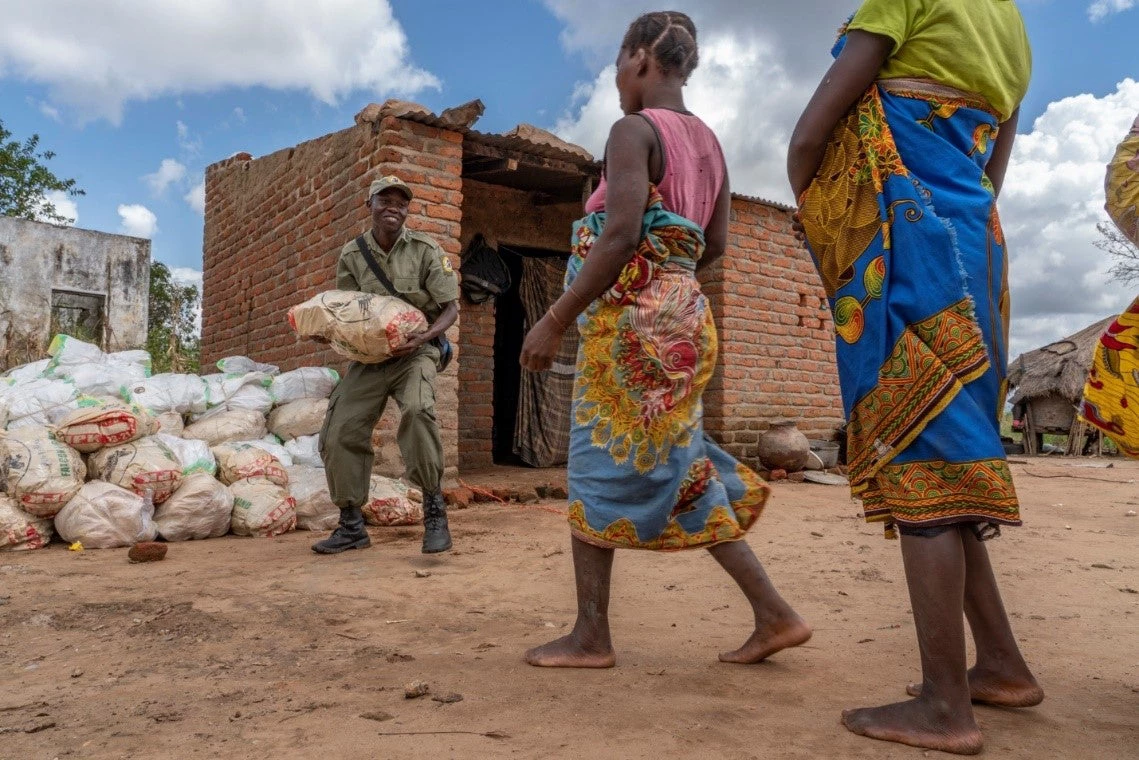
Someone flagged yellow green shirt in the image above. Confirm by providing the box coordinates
[337,228,459,323]
[848,0,1031,122]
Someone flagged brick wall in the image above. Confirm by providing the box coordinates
[456,180,580,470]
[702,198,845,465]
[202,114,465,483]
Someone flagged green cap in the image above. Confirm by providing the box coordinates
[368,175,413,201]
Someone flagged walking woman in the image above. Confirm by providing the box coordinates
[789,0,1042,754]
[519,11,810,669]
[1082,114,1139,458]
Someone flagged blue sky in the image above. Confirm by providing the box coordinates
[0,0,1136,357]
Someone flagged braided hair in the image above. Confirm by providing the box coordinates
[621,11,699,80]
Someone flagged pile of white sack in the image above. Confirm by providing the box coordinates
[0,335,422,551]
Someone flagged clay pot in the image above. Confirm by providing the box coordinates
[757,420,811,472]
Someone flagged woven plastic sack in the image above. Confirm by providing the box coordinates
[287,465,338,531]
[212,442,289,486]
[269,367,340,405]
[200,372,273,413]
[60,361,148,398]
[0,431,85,517]
[154,472,233,541]
[108,350,153,376]
[46,334,105,370]
[154,412,185,436]
[54,481,158,549]
[250,436,293,467]
[153,433,216,475]
[217,356,279,376]
[183,409,267,446]
[54,399,154,453]
[284,434,322,467]
[268,398,328,441]
[0,495,53,551]
[127,374,209,416]
[362,475,423,527]
[4,359,50,382]
[1,378,81,428]
[288,290,428,363]
[229,476,296,537]
[87,436,183,505]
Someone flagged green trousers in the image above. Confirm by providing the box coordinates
[320,347,442,507]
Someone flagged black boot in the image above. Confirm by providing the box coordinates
[421,491,452,554]
[312,506,371,554]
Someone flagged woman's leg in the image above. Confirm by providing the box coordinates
[842,527,983,755]
[707,540,812,663]
[907,529,1043,706]
[525,536,617,668]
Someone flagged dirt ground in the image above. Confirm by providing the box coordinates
[2,457,1137,760]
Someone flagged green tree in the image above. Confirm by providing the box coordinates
[1096,220,1139,287]
[0,117,84,225]
[147,261,201,373]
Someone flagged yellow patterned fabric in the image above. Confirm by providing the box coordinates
[1081,296,1139,459]
[1105,115,1139,247]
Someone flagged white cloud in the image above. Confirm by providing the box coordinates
[232,106,245,123]
[33,190,78,226]
[143,158,186,195]
[1088,0,1136,21]
[1001,79,1139,358]
[118,204,158,238]
[0,0,439,123]
[184,181,205,215]
[176,120,201,157]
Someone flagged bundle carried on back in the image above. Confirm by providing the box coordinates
[288,290,427,364]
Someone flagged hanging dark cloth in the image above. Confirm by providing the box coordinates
[514,256,578,467]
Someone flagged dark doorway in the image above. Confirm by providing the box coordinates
[491,245,569,464]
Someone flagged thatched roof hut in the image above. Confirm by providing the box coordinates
[1007,315,1113,454]
[1007,316,1113,406]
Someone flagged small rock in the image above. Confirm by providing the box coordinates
[810,531,824,538]
[535,485,551,498]
[70,668,83,678]
[517,490,540,504]
[1091,563,1115,570]
[1126,510,1136,517]
[414,570,432,578]
[128,542,167,563]
[360,711,395,722]
[404,680,430,699]
[1064,525,1072,530]
[542,548,564,558]
[769,469,788,481]
[548,486,569,500]
[432,692,463,704]
[787,471,807,483]
[443,487,473,509]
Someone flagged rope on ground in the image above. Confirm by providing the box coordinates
[1018,470,1134,484]
[458,479,569,517]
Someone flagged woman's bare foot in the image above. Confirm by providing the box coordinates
[524,634,616,668]
[841,699,983,755]
[719,614,812,664]
[905,666,1044,707]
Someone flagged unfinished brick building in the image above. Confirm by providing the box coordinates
[201,100,843,480]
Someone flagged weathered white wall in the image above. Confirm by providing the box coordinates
[0,216,150,366]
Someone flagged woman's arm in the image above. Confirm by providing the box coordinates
[986,108,1020,198]
[697,169,731,272]
[787,30,894,199]
[519,115,655,371]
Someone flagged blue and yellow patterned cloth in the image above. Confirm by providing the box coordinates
[800,34,1022,538]
[564,188,769,550]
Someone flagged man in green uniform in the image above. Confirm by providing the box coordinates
[312,175,459,555]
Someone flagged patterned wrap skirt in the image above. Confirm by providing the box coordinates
[800,62,1022,538]
[564,189,770,551]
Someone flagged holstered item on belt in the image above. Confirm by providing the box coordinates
[355,235,453,372]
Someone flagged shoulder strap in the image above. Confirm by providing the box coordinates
[355,234,400,298]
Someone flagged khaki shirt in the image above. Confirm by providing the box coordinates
[337,228,459,323]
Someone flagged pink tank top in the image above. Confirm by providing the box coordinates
[584,108,726,230]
